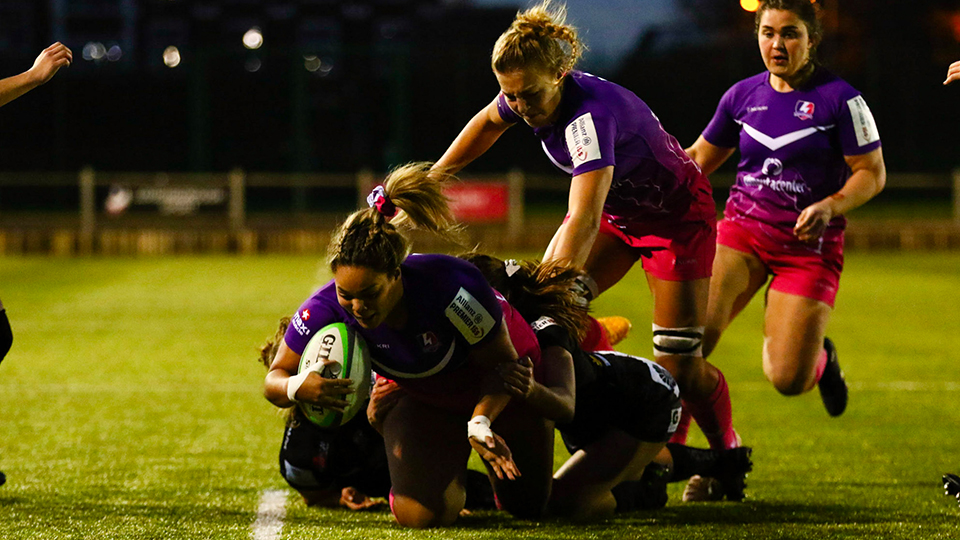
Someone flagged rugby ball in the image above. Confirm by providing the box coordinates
[297,322,372,428]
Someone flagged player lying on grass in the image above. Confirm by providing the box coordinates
[459,254,753,517]
[263,163,561,527]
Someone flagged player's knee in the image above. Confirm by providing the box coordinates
[653,325,704,364]
[391,495,459,528]
[765,368,808,396]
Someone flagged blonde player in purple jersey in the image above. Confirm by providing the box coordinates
[682,1,886,492]
[433,2,743,483]
[0,41,72,488]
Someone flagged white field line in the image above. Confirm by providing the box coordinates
[252,489,288,540]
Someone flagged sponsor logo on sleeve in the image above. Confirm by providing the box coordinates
[291,312,311,336]
[444,287,495,345]
[530,316,557,332]
[301,309,310,320]
[565,112,602,167]
[794,100,815,120]
[847,95,880,147]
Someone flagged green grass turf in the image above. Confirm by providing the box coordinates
[0,253,958,539]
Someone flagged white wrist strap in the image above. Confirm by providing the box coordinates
[286,363,323,402]
[467,415,493,442]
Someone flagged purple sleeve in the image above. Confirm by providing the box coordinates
[836,93,882,156]
[701,87,740,149]
[282,287,345,355]
[496,93,521,124]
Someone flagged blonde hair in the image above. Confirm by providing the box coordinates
[327,162,462,274]
[491,0,584,76]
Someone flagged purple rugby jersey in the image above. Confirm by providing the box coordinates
[702,69,882,233]
[283,254,503,380]
[497,71,713,226]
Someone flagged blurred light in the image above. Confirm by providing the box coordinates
[245,58,262,72]
[740,0,760,12]
[243,28,264,50]
[163,46,181,68]
[106,45,123,62]
[82,42,107,61]
[951,13,960,42]
[318,58,333,76]
[303,55,321,72]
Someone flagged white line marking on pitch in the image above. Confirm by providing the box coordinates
[252,489,288,540]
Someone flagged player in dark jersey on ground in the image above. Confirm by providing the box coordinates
[0,41,73,488]
[262,163,559,528]
[459,254,754,516]
[682,0,886,500]
[432,2,741,468]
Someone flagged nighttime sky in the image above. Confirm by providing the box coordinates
[470,0,681,71]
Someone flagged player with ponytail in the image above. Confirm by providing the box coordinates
[434,1,743,482]
[264,162,556,527]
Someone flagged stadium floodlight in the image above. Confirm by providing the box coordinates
[243,27,264,50]
[740,0,760,11]
[163,46,181,68]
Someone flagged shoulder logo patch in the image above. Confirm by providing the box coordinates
[445,287,495,345]
[530,316,557,332]
[565,112,602,167]
[847,95,880,147]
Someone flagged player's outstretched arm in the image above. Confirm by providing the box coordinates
[0,42,72,108]
[944,61,960,86]
[433,98,512,176]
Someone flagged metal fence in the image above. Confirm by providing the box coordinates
[0,168,958,255]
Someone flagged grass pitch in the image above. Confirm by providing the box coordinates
[0,252,958,539]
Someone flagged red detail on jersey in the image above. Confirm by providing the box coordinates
[302,309,311,320]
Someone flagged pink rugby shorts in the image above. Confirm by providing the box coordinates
[595,213,716,281]
[717,217,844,307]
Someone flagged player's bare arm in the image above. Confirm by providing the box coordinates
[499,347,575,423]
[543,165,613,268]
[794,147,886,242]
[433,98,512,175]
[264,338,352,409]
[944,60,960,85]
[0,42,72,109]
[685,136,736,177]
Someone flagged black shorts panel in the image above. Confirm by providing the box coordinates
[561,352,681,451]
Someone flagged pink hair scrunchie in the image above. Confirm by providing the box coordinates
[366,185,397,218]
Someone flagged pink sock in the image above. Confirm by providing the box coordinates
[580,316,613,351]
[685,369,739,450]
[389,489,397,518]
[814,347,828,383]
[669,402,692,444]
